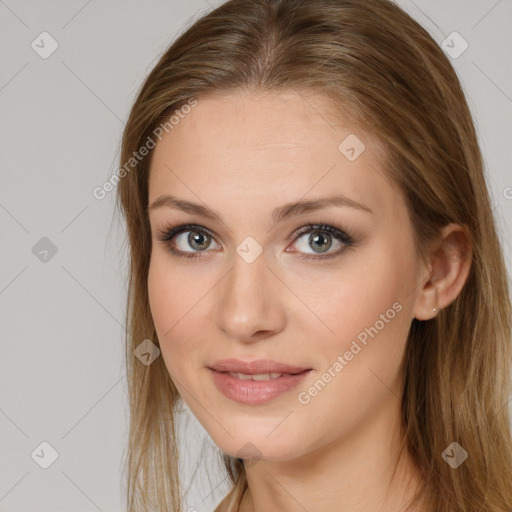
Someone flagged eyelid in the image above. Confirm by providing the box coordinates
[157,223,218,244]
[291,222,353,244]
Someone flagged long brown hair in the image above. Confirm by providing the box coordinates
[115,1,512,510]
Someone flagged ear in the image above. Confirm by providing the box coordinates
[413,223,473,321]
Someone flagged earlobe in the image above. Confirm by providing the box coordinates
[413,223,472,321]
[414,282,440,321]
[432,285,438,313]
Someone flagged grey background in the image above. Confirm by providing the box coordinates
[0,1,511,511]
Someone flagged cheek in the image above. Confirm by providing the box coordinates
[305,251,408,342]
[147,257,173,336]
[305,245,415,391]
[148,253,200,332]
[147,257,198,373]
[295,293,411,452]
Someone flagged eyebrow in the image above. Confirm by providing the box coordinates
[147,193,373,223]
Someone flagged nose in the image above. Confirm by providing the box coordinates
[214,250,287,343]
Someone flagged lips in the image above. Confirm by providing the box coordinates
[209,366,313,405]
[208,358,311,375]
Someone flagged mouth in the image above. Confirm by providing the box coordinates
[208,366,313,405]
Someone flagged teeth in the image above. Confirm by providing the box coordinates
[227,372,284,380]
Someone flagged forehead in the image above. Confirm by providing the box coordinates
[148,90,403,225]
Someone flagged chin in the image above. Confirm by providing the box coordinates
[210,426,307,464]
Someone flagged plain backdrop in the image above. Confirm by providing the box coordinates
[0,1,511,511]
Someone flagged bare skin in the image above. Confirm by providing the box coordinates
[146,89,472,512]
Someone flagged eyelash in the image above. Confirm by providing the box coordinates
[156,221,356,262]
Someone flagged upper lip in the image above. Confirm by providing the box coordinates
[208,358,311,375]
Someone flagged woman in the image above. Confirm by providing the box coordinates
[116,0,512,510]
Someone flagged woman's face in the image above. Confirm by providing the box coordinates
[147,89,425,462]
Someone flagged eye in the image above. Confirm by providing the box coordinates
[156,223,220,259]
[286,223,355,261]
[156,222,356,261]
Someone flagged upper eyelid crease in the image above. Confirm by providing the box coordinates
[146,193,373,225]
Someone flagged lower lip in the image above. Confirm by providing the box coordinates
[209,369,312,405]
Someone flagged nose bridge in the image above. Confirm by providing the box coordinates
[231,245,270,294]
[214,246,285,340]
